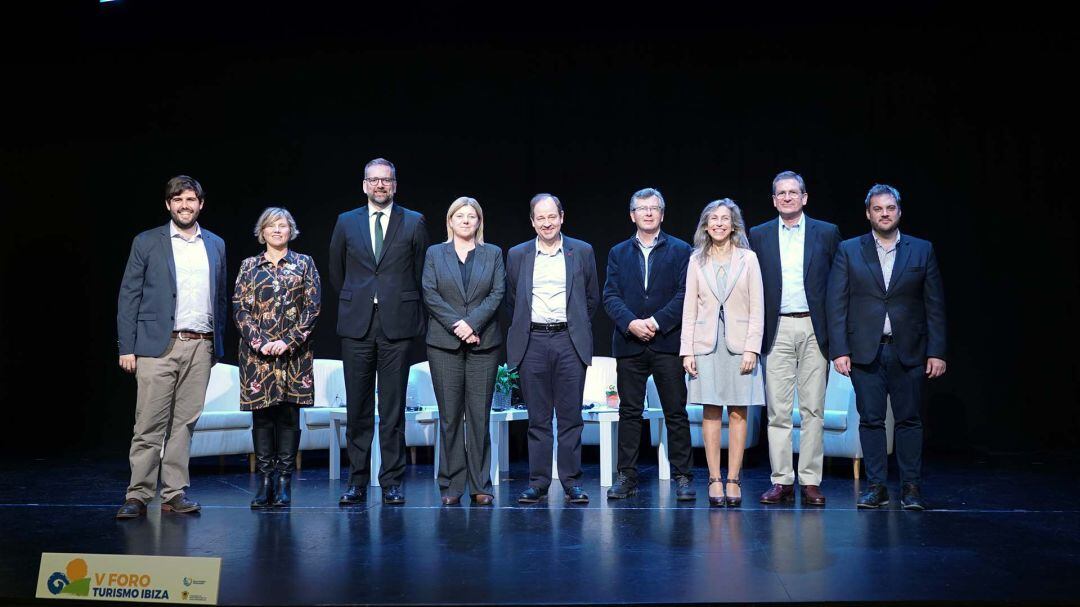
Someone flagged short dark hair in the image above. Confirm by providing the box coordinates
[364,157,396,178]
[529,193,563,218]
[165,175,204,201]
[864,183,902,209]
[771,170,806,195]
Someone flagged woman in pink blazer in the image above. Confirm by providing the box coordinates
[680,199,766,506]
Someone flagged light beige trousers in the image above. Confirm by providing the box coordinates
[126,337,212,503]
[765,316,828,486]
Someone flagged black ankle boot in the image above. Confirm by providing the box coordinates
[251,410,276,509]
[272,473,292,507]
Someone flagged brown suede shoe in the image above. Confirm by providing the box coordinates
[116,499,147,519]
[760,483,795,504]
[161,494,201,514]
[801,484,826,506]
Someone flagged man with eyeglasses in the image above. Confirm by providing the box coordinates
[602,188,696,501]
[750,170,842,507]
[506,193,599,504]
[330,158,429,505]
[827,184,946,510]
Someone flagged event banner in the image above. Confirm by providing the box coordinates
[36,553,221,604]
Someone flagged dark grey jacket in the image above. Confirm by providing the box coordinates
[421,242,506,350]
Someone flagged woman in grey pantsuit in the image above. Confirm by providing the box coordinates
[422,197,506,506]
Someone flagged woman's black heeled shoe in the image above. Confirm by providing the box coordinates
[708,477,726,507]
[724,477,742,507]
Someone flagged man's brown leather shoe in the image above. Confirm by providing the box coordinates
[801,484,826,506]
[760,483,795,504]
[441,495,462,506]
[161,494,201,514]
[472,494,494,506]
[116,499,147,519]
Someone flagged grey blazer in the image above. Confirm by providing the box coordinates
[422,242,506,350]
[504,235,599,367]
[117,222,228,359]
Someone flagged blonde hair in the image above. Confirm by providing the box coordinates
[254,207,299,244]
[691,198,749,264]
[445,197,485,244]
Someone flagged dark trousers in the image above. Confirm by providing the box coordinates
[849,343,925,486]
[427,343,498,498]
[616,349,693,480]
[341,312,412,487]
[519,330,587,490]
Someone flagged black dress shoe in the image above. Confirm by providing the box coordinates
[339,485,367,505]
[565,486,589,503]
[116,499,147,519]
[517,486,548,504]
[901,483,926,511]
[606,473,638,499]
[161,494,201,514]
[857,483,890,509]
[674,475,697,501]
[382,485,405,505]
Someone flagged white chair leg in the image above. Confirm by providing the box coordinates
[657,420,671,480]
[853,457,861,479]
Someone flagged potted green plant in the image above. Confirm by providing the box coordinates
[492,364,520,411]
[605,384,619,408]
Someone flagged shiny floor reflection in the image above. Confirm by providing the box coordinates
[1,453,1077,605]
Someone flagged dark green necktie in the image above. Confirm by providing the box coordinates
[373,211,384,261]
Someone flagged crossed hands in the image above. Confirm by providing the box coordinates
[453,320,480,345]
[628,319,656,342]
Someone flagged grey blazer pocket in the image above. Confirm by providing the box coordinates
[137,313,157,321]
[340,289,353,301]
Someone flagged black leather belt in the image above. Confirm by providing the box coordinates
[780,312,811,318]
[880,335,894,344]
[173,331,213,341]
[530,322,568,332]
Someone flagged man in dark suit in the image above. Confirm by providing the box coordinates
[602,187,695,501]
[115,175,228,519]
[506,193,599,504]
[827,183,946,511]
[749,171,842,507]
[329,158,429,505]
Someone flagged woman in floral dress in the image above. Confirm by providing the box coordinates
[233,207,321,509]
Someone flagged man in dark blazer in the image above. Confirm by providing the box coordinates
[506,193,599,504]
[602,187,695,501]
[115,175,228,519]
[749,171,842,507]
[329,158,429,505]
[827,183,946,511]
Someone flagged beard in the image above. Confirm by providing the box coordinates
[368,191,393,206]
[171,209,200,230]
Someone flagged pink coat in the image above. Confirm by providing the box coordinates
[679,246,765,356]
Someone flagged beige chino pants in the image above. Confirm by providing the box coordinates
[126,337,212,503]
[765,316,828,486]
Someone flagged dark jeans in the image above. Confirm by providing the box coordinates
[849,342,925,486]
[519,330,587,490]
[427,343,498,498]
[615,349,693,480]
[341,311,412,487]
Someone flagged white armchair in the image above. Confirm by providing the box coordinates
[792,367,894,478]
[190,363,253,459]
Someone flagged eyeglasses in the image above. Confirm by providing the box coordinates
[364,177,396,185]
[632,205,662,214]
[773,189,804,199]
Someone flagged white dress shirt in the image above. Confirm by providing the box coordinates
[170,222,213,333]
[874,231,901,336]
[531,236,568,323]
[778,215,810,314]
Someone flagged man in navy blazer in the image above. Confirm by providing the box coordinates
[602,188,695,501]
[329,158,429,505]
[827,184,946,510]
[115,175,228,519]
[506,193,599,504]
[749,171,841,507]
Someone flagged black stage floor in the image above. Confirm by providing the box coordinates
[1,453,1077,606]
